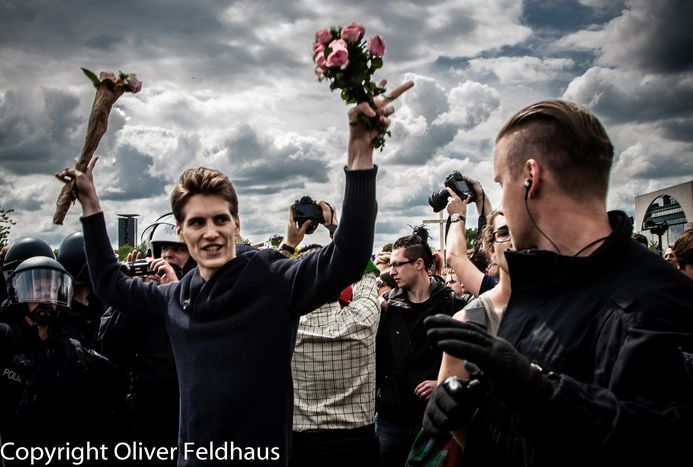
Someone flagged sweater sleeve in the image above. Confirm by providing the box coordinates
[275,166,378,316]
[81,212,167,322]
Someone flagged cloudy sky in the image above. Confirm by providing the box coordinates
[1,0,692,253]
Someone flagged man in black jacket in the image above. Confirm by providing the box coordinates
[376,226,466,467]
[55,81,413,467]
[0,256,116,457]
[424,100,693,467]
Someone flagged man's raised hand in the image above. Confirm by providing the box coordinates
[347,80,414,170]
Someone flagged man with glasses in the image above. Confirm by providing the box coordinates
[375,226,466,466]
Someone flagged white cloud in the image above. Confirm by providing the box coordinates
[467,56,574,84]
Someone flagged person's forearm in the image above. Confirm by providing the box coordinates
[347,139,374,170]
[447,222,483,296]
[81,196,102,216]
[287,167,377,315]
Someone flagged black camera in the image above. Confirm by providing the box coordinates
[428,171,477,212]
[124,259,157,277]
[292,196,324,235]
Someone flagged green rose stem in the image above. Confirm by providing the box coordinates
[53,69,131,225]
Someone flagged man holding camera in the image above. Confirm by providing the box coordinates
[56,80,413,467]
[279,204,381,467]
[424,100,693,466]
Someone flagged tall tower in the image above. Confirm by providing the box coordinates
[117,213,139,249]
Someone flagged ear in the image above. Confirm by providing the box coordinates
[523,159,542,199]
[234,215,241,237]
[176,223,184,243]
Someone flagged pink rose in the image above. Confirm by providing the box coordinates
[314,54,327,70]
[312,42,324,56]
[340,22,365,43]
[326,48,349,69]
[328,39,347,52]
[368,35,385,57]
[125,73,142,93]
[99,71,117,82]
[315,28,333,46]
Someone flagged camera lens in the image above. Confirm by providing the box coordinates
[427,189,449,212]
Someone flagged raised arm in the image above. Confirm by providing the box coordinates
[55,157,167,320]
[278,81,413,314]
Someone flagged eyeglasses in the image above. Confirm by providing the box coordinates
[389,259,418,269]
[492,227,511,243]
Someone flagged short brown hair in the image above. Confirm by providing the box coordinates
[496,100,614,200]
[170,167,239,223]
[673,229,693,269]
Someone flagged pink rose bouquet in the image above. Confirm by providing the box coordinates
[312,23,390,149]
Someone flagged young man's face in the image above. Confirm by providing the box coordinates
[493,135,533,251]
[160,244,191,269]
[389,247,424,290]
[176,194,240,281]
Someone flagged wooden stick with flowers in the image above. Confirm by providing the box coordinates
[53,68,142,225]
[313,23,390,149]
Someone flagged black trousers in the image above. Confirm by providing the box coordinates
[289,424,381,467]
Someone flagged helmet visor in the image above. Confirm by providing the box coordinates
[11,269,73,306]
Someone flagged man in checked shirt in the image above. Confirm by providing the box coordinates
[281,205,381,467]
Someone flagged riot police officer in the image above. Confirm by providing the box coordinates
[0,256,117,459]
[56,232,104,346]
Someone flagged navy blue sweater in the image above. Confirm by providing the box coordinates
[82,167,377,466]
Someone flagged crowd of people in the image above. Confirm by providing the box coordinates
[1,91,693,467]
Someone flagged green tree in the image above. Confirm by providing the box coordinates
[466,227,478,250]
[0,205,16,248]
[381,243,393,252]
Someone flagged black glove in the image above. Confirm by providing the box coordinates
[425,314,553,407]
[422,376,483,438]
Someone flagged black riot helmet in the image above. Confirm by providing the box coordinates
[57,232,90,285]
[8,256,73,324]
[2,237,55,281]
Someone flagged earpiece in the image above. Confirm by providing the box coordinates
[524,179,532,200]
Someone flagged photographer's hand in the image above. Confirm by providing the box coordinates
[282,207,310,257]
[347,80,414,170]
[126,251,141,263]
[317,200,338,238]
[149,258,178,284]
[464,176,491,217]
[445,187,469,217]
[425,314,553,407]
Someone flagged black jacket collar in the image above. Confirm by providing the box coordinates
[506,211,632,293]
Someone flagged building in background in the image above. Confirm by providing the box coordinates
[117,214,139,249]
[635,181,693,251]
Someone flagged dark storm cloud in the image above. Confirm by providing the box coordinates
[659,118,693,143]
[0,86,127,176]
[561,0,693,74]
[599,0,693,73]
[0,88,84,175]
[100,144,168,201]
[523,0,617,36]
